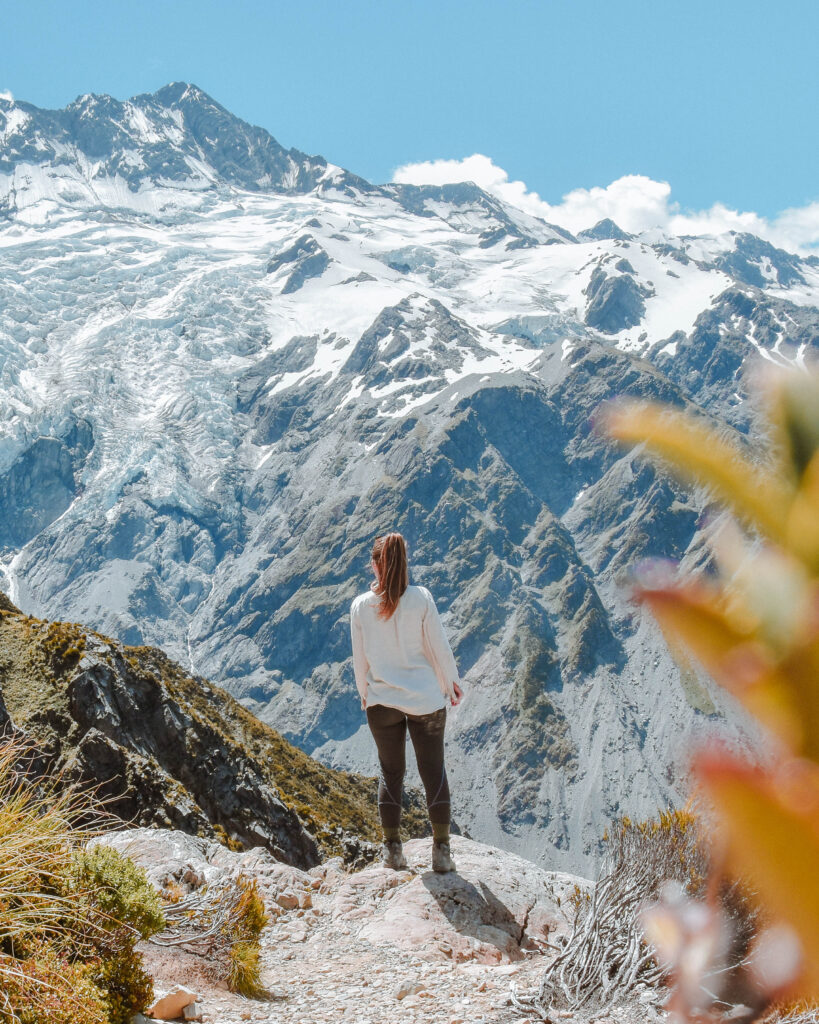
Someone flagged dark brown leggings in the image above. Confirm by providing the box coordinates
[366,704,450,830]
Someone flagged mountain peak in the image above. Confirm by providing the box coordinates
[0,84,370,219]
[578,218,632,241]
[69,82,215,110]
[147,81,218,108]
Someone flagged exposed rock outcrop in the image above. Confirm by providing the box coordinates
[0,604,427,867]
[266,234,333,293]
[332,836,580,964]
[0,417,93,549]
[584,264,649,334]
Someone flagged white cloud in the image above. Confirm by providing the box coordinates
[548,175,673,235]
[392,154,819,253]
[767,201,819,252]
[393,153,504,190]
[0,90,14,102]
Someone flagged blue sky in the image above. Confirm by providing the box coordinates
[2,0,818,232]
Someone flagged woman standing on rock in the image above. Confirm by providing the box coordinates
[350,532,463,873]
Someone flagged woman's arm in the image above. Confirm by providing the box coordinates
[350,606,370,709]
[421,589,462,705]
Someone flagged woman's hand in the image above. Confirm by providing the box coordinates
[451,682,463,707]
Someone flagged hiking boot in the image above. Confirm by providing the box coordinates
[381,839,407,870]
[432,840,455,873]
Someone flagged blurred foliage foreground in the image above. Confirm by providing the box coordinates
[607,370,819,1022]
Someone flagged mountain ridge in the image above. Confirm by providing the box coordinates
[0,81,371,222]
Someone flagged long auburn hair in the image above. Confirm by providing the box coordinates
[371,532,408,619]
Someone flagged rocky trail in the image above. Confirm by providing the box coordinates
[104,832,648,1024]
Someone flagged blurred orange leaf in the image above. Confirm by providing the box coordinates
[695,750,819,996]
[786,450,819,573]
[637,585,803,753]
[778,635,819,763]
[771,371,819,483]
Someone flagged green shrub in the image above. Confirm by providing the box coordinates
[69,845,165,1024]
[93,941,155,1024]
[0,944,108,1024]
[71,844,165,939]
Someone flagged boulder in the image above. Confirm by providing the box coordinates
[334,836,584,964]
[146,984,198,1020]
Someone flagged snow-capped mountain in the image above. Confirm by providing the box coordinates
[0,81,374,220]
[1,85,817,873]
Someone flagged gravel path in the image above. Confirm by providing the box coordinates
[125,831,650,1024]
[143,842,558,1024]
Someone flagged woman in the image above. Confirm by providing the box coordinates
[350,532,463,872]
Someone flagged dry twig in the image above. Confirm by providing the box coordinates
[513,811,752,1020]
[149,874,261,985]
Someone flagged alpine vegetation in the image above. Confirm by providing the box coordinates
[0,736,165,1024]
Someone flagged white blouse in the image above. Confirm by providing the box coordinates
[350,584,460,715]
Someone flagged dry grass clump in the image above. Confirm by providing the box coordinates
[151,872,269,997]
[226,877,269,996]
[0,738,164,1024]
[41,621,86,672]
[0,742,95,955]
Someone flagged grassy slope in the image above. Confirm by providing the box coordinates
[0,596,429,855]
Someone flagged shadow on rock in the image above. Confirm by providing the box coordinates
[420,870,524,958]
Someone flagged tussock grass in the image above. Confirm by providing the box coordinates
[0,737,163,1024]
[0,739,104,958]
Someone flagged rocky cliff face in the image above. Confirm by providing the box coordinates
[0,597,423,867]
[0,84,816,873]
